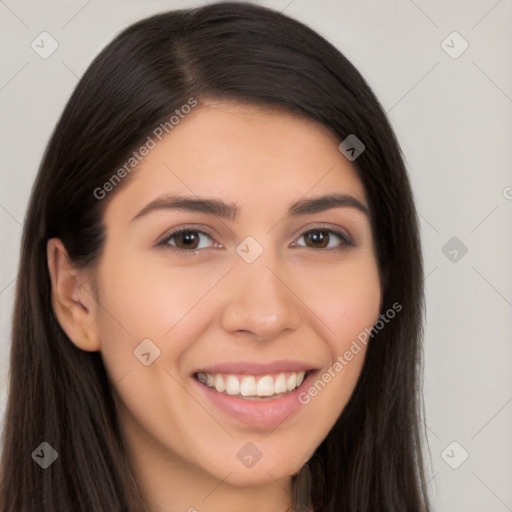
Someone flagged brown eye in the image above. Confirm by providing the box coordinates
[172,230,202,250]
[304,229,329,248]
[295,228,353,250]
[159,229,216,253]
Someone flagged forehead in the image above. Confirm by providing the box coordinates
[102,100,367,224]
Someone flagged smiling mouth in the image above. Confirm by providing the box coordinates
[194,370,312,400]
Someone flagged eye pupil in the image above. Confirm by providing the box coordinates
[305,229,329,248]
[163,227,349,254]
[177,230,199,249]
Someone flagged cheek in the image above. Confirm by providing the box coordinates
[292,254,380,437]
[93,251,223,370]
[296,252,381,353]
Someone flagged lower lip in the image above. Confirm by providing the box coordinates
[193,372,316,429]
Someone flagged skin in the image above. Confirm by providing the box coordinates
[47,100,381,512]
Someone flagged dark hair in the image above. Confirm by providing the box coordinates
[0,2,431,510]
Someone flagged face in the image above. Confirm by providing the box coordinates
[87,101,381,495]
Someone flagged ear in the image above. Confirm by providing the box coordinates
[47,238,100,352]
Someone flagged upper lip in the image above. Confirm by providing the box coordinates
[193,360,319,376]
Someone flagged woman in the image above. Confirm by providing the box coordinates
[0,2,431,511]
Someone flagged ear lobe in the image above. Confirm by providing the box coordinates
[46,238,100,352]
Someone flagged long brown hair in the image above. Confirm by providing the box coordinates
[0,3,431,510]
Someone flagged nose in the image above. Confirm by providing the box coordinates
[220,252,302,341]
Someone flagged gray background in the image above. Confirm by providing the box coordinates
[1,1,511,510]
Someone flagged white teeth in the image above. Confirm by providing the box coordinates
[197,370,308,398]
[274,373,287,394]
[225,375,240,395]
[286,373,297,391]
[256,375,274,396]
[240,376,256,396]
[213,374,226,393]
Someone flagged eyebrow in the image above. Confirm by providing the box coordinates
[130,192,369,223]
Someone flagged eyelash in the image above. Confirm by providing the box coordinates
[157,225,355,255]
